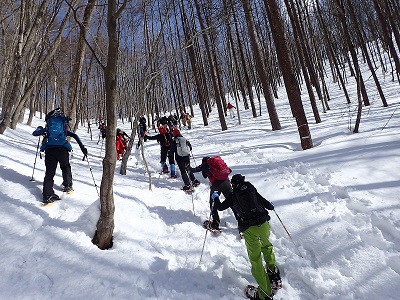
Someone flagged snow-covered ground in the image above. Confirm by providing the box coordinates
[0,73,399,299]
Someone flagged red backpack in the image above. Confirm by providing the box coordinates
[207,156,231,181]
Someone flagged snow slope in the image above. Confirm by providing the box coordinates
[0,77,399,299]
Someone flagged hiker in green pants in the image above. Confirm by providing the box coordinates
[212,174,282,300]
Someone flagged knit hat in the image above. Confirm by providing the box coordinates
[172,129,180,137]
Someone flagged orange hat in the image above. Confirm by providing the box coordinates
[172,129,180,137]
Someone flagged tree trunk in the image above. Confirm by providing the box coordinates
[263,0,313,149]
[240,0,281,130]
[92,0,127,250]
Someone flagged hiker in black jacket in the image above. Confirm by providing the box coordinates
[211,174,281,300]
[145,125,176,178]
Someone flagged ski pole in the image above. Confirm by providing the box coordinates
[30,136,41,181]
[273,208,303,258]
[84,154,100,197]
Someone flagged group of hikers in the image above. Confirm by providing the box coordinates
[32,107,281,300]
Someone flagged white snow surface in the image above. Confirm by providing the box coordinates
[1,78,400,300]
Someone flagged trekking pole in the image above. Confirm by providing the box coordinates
[199,198,215,264]
[190,150,197,165]
[273,208,303,258]
[30,136,41,181]
[99,138,104,157]
[154,171,162,188]
[84,155,100,198]
[185,163,195,216]
[190,192,195,216]
[199,212,211,264]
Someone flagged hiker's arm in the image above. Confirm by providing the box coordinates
[212,192,233,212]
[67,131,87,155]
[257,191,274,210]
[145,134,158,141]
[190,163,204,173]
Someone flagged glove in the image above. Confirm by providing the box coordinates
[211,191,219,201]
[82,147,88,156]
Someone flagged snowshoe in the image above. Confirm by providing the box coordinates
[244,285,260,299]
[202,220,222,234]
[41,194,61,206]
[192,179,200,187]
[181,185,193,194]
[62,186,74,194]
[244,285,273,300]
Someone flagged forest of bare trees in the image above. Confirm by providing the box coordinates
[1,0,399,248]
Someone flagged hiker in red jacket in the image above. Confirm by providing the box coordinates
[227,102,236,118]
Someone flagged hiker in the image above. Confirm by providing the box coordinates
[98,122,106,144]
[32,108,87,204]
[227,102,236,118]
[157,115,168,128]
[185,113,193,129]
[116,128,129,160]
[136,115,147,149]
[145,124,176,178]
[211,174,282,300]
[190,156,232,230]
[138,115,147,137]
[171,129,200,191]
[179,111,188,127]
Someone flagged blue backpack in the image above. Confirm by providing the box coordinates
[45,109,71,147]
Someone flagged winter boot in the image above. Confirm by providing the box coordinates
[182,185,192,191]
[170,164,176,178]
[62,185,74,194]
[267,266,282,292]
[210,219,220,230]
[192,179,200,187]
[161,162,169,174]
[42,194,60,204]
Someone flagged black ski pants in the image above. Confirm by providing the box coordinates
[43,147,72,197]
[160,146,174,165]
[176,155,195,186]
[210,178,233,227]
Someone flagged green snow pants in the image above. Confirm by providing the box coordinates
[243,221,276,300]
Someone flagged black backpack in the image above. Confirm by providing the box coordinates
[233,182,266,221]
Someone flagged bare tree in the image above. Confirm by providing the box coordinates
[92,0,127,250]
